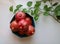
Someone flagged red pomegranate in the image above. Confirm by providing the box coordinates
[10,20,18,32]
[15,11,26,21]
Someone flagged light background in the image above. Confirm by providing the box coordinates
[0,0,60,44]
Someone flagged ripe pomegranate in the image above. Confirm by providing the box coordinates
[15,11,26,21]
[10,20,18,32]
[18,19,28,32]
[25,17,32,25]
[18,28,25,35]
[26,25,35,36]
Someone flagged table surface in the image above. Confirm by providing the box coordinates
[0,0,60,44]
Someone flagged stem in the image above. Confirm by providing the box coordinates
[29,7,34,10]
[49,14,60,23]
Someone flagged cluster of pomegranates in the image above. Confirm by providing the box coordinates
[10,11,35,37]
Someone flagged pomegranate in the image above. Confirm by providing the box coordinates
[15,11,26,21]
[26,25,35,36]
[10,20,18,32]
[25,17,32,25]
[18,19,28,32]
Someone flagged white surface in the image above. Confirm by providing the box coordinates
[0,0,60,44]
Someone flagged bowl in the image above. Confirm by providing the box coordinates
[10,13,35,38]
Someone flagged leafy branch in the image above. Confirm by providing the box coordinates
[9,0,60,23]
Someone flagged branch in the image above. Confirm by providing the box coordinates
[49,14,60,23]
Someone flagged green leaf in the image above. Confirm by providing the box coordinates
[14,4,22,13]
[44,5,48,11]
[52,2,58,6]
[27,1,32,7]
[34,8,39,15]
[34,15,39,21]
[43,11,49,16]
[48,7,52,10]
[22,8,28,13]
[14,8,18,13]
[58,11,60,16]
[55,11,60,16]
[31,10,34,15]
[9,6,13,12]
[54,5,60,16]
[44,5,51,11]
[57,11,60,16]
[54,5,60,12]
[34,1,41,8]
[16,4,22,9]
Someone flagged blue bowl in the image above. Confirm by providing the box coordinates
[10,13,35,38]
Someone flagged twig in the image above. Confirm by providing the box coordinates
[49,14,60,23]
[29,7,34,10]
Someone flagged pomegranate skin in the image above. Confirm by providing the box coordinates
[15,11,26,21]
[10,20,19,32]
[26,25,35,36]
